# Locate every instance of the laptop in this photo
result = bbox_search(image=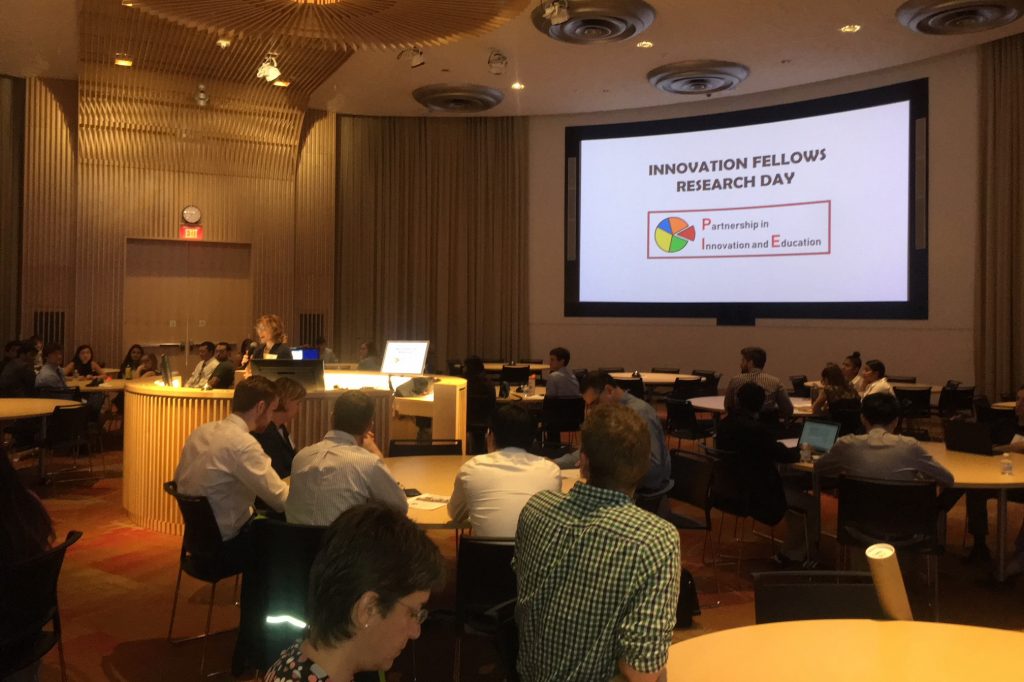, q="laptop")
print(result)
[943,420,995,455]
[797,419,841,455]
